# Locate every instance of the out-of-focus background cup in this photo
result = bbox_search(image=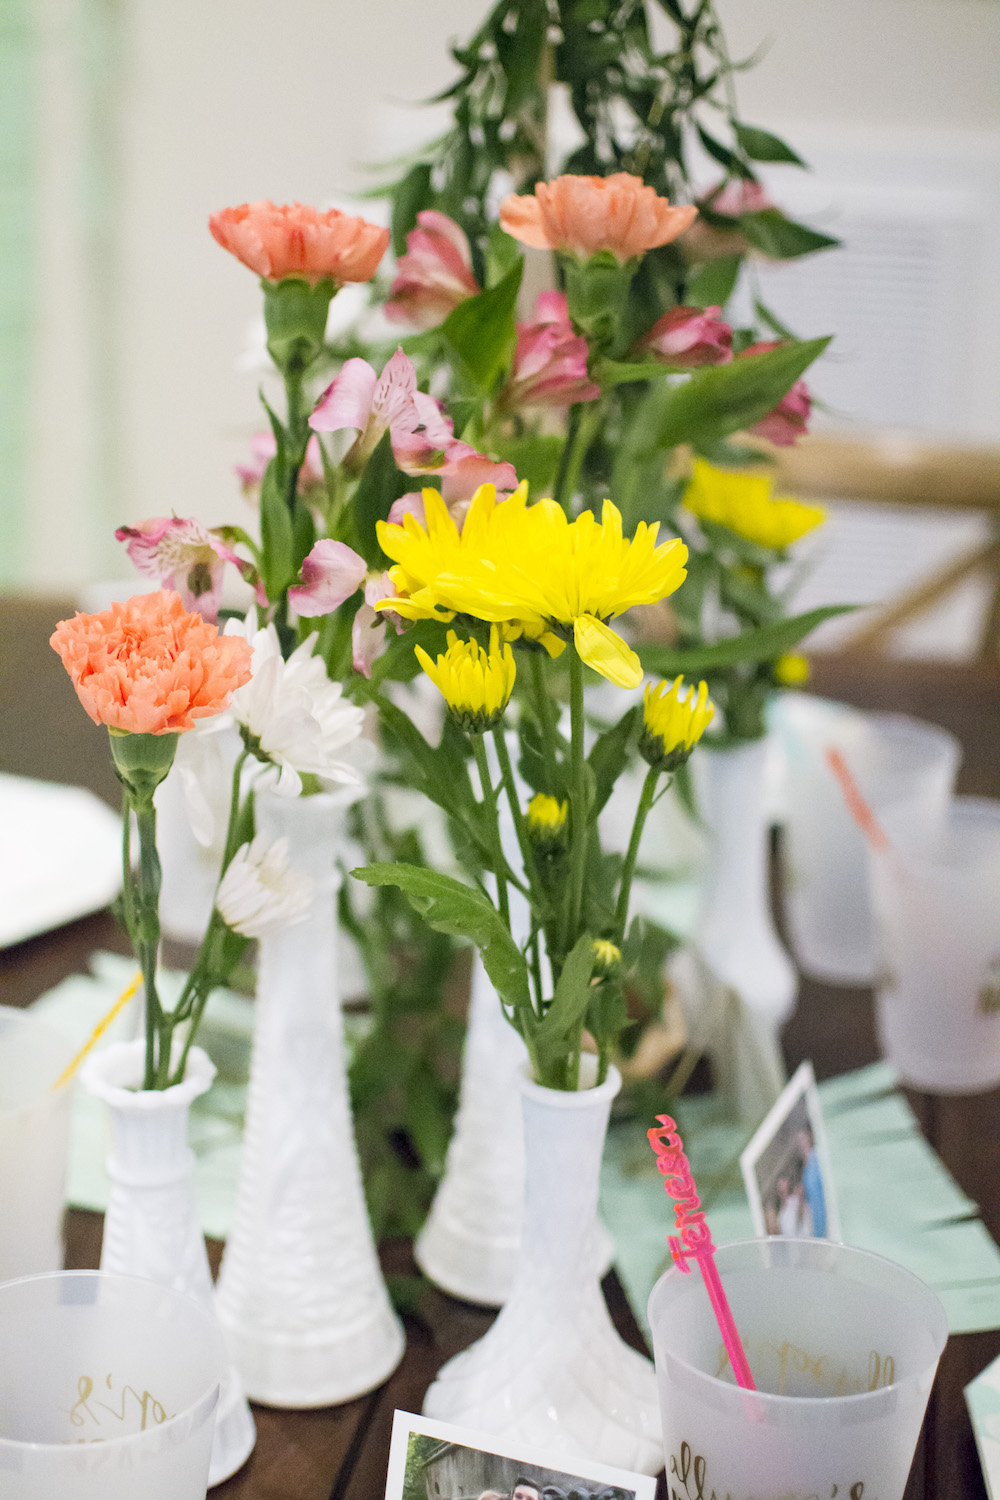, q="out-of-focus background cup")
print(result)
[0,1005,76,1279]
[648,1237,947,1500]
[0,1269,224,1500]
[778,697,961,983]
[872,796,1000,1093]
